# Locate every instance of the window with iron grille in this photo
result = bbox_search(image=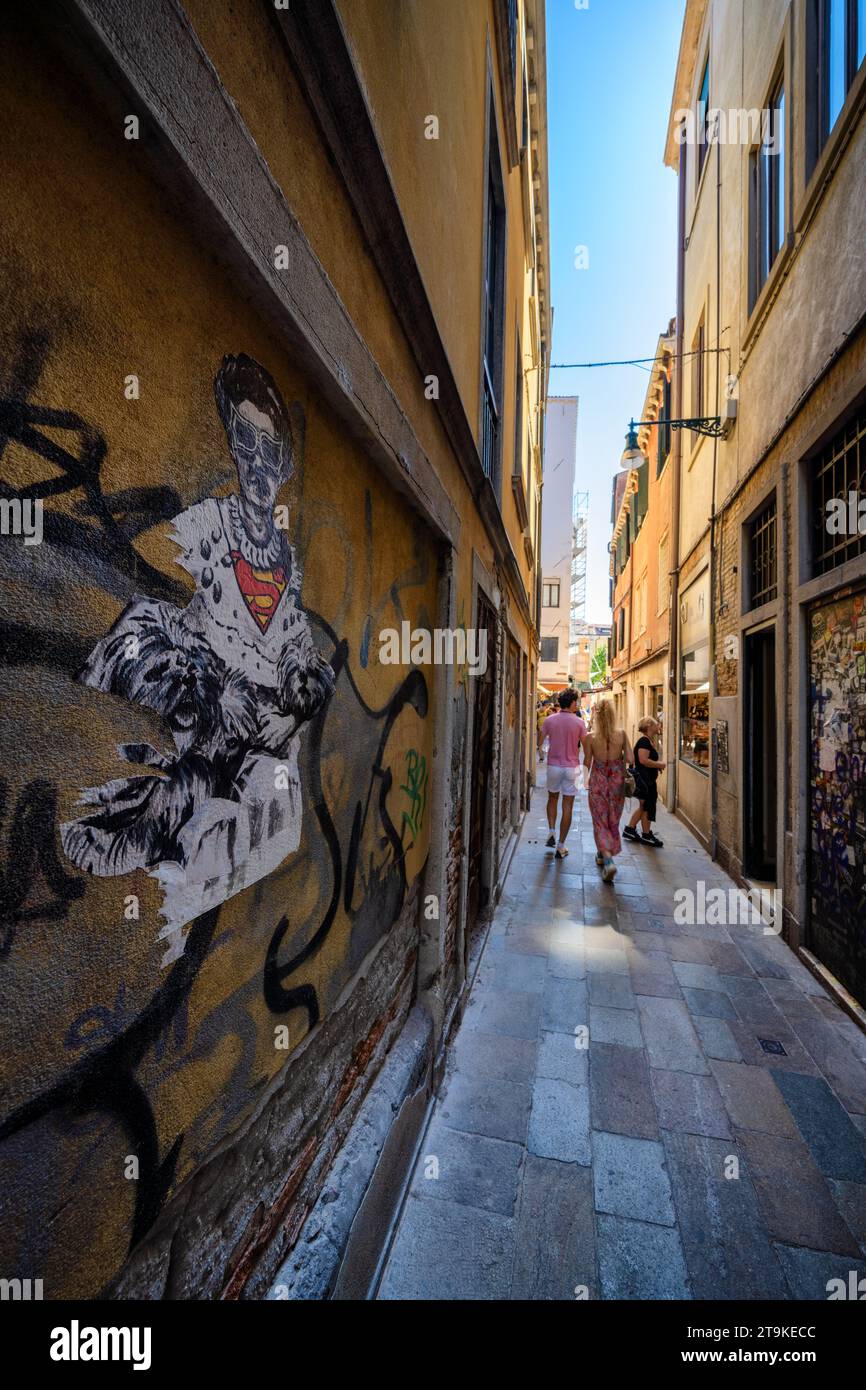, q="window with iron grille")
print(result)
[540,636,559,663]
[748,497,778,608]
[812,406,866,575]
